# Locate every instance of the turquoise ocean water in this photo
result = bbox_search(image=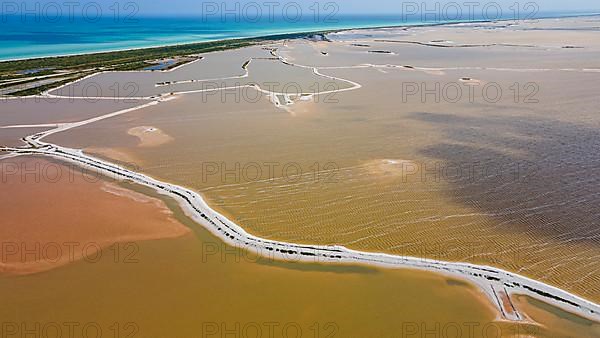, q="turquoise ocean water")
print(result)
[0,11,597,61]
